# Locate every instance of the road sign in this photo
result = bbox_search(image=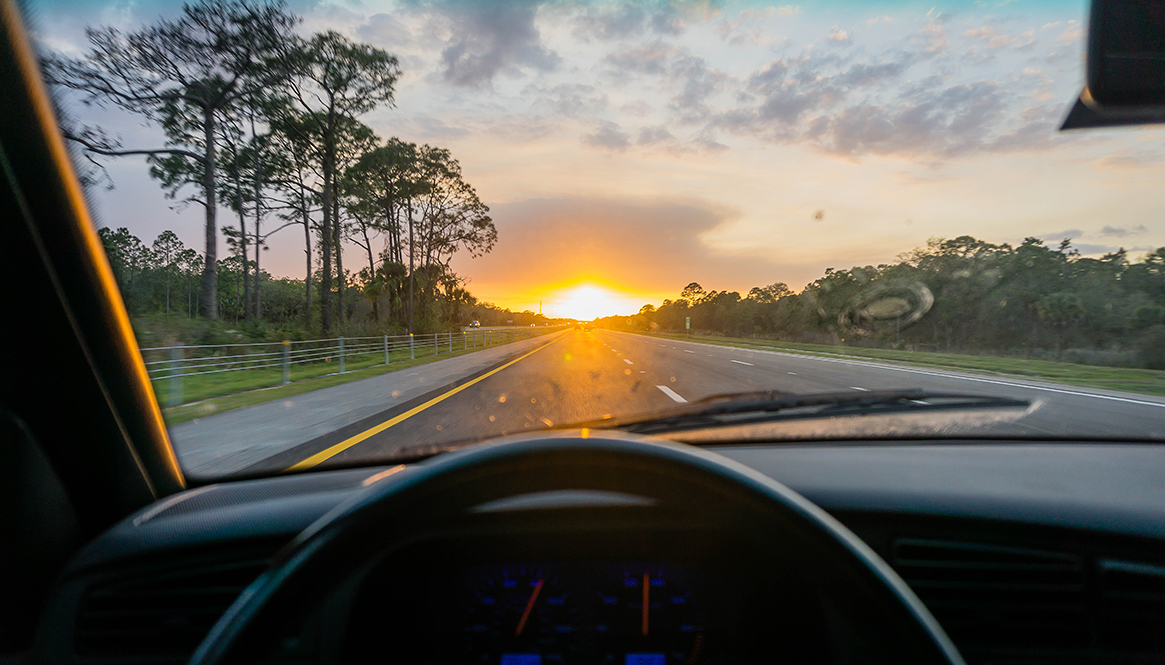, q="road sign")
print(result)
[685,317,690,330]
